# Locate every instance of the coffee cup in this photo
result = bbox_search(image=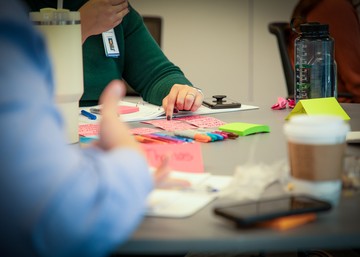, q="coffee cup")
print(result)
[283,114,350,205]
